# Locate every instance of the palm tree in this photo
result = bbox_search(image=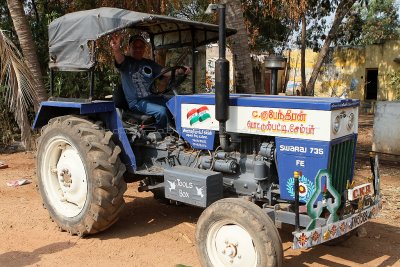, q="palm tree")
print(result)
[6,0,47,107]
[221,0,256,94]
[0,30,39,149]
